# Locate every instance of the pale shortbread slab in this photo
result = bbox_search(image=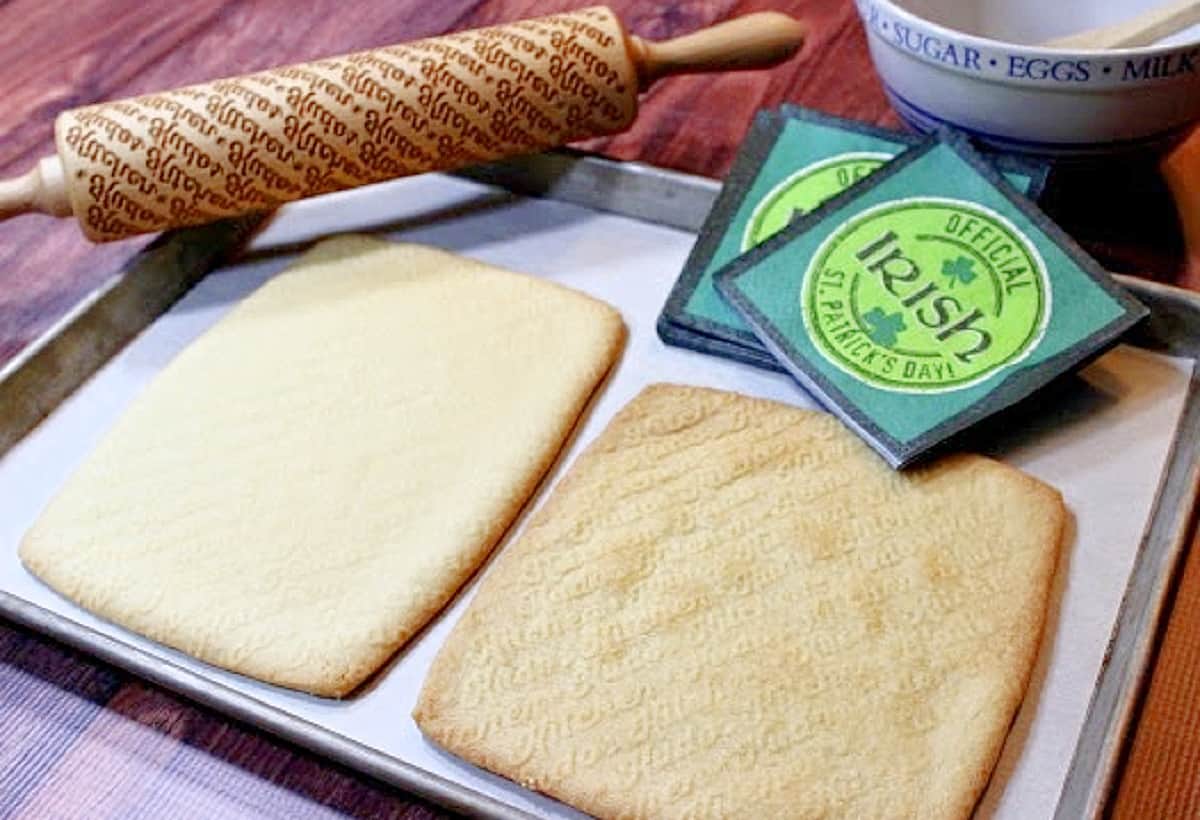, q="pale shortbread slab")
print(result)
[415,384,1065,819]
[20,235,625,697]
